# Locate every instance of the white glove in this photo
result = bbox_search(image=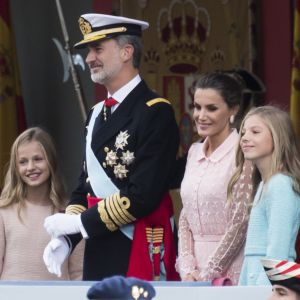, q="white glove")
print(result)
[43,237,70,277]
[44,213,82,238]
